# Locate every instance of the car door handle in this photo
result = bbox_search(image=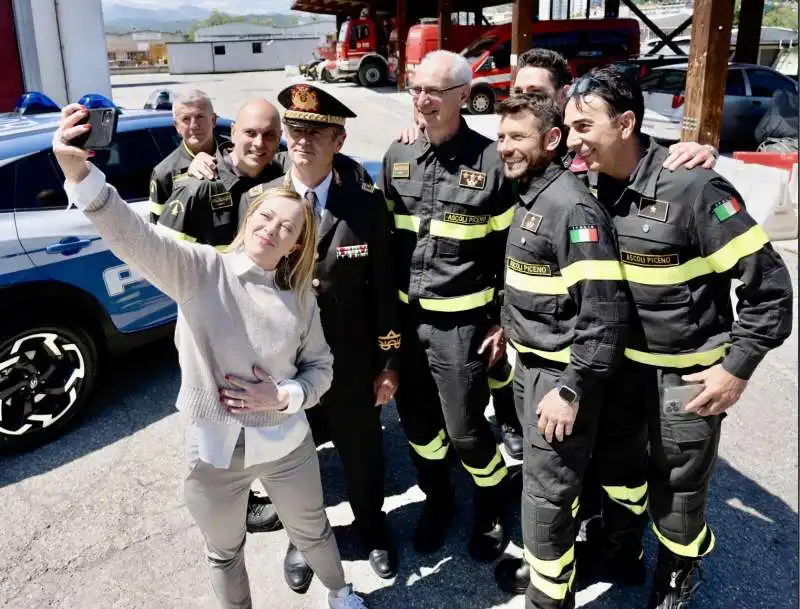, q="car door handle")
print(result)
[46,237,92,255]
